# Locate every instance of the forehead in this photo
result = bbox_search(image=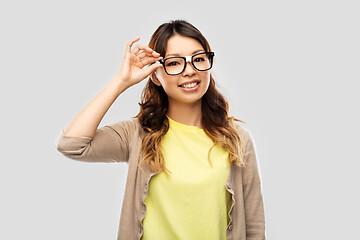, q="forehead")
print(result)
[165,35,204,57]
